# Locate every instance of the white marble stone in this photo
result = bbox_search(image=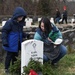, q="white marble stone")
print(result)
[50,17,55,24]
[21,39,43,74]
[38,18,41,22]
[25,18,33,27]
[2,21,6,26]
[71,18,75,23]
